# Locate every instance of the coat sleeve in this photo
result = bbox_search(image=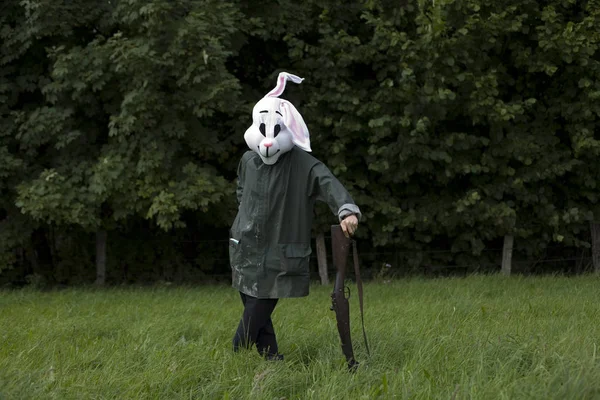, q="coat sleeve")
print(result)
[236,154,248,205]
[308,161,362,221]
